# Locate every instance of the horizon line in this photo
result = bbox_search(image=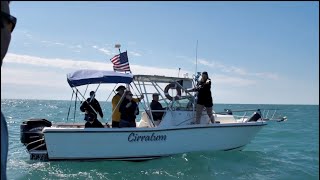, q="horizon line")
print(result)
[1,98,318,106]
